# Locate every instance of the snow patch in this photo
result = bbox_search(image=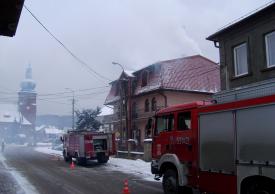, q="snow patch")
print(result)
[99,106,114,116]
[34,146,62,156]
[144,138,152,142]
[36,142,52,146]
[35,146,158,182]
[107,157,157,182]
[44,127,64,135]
